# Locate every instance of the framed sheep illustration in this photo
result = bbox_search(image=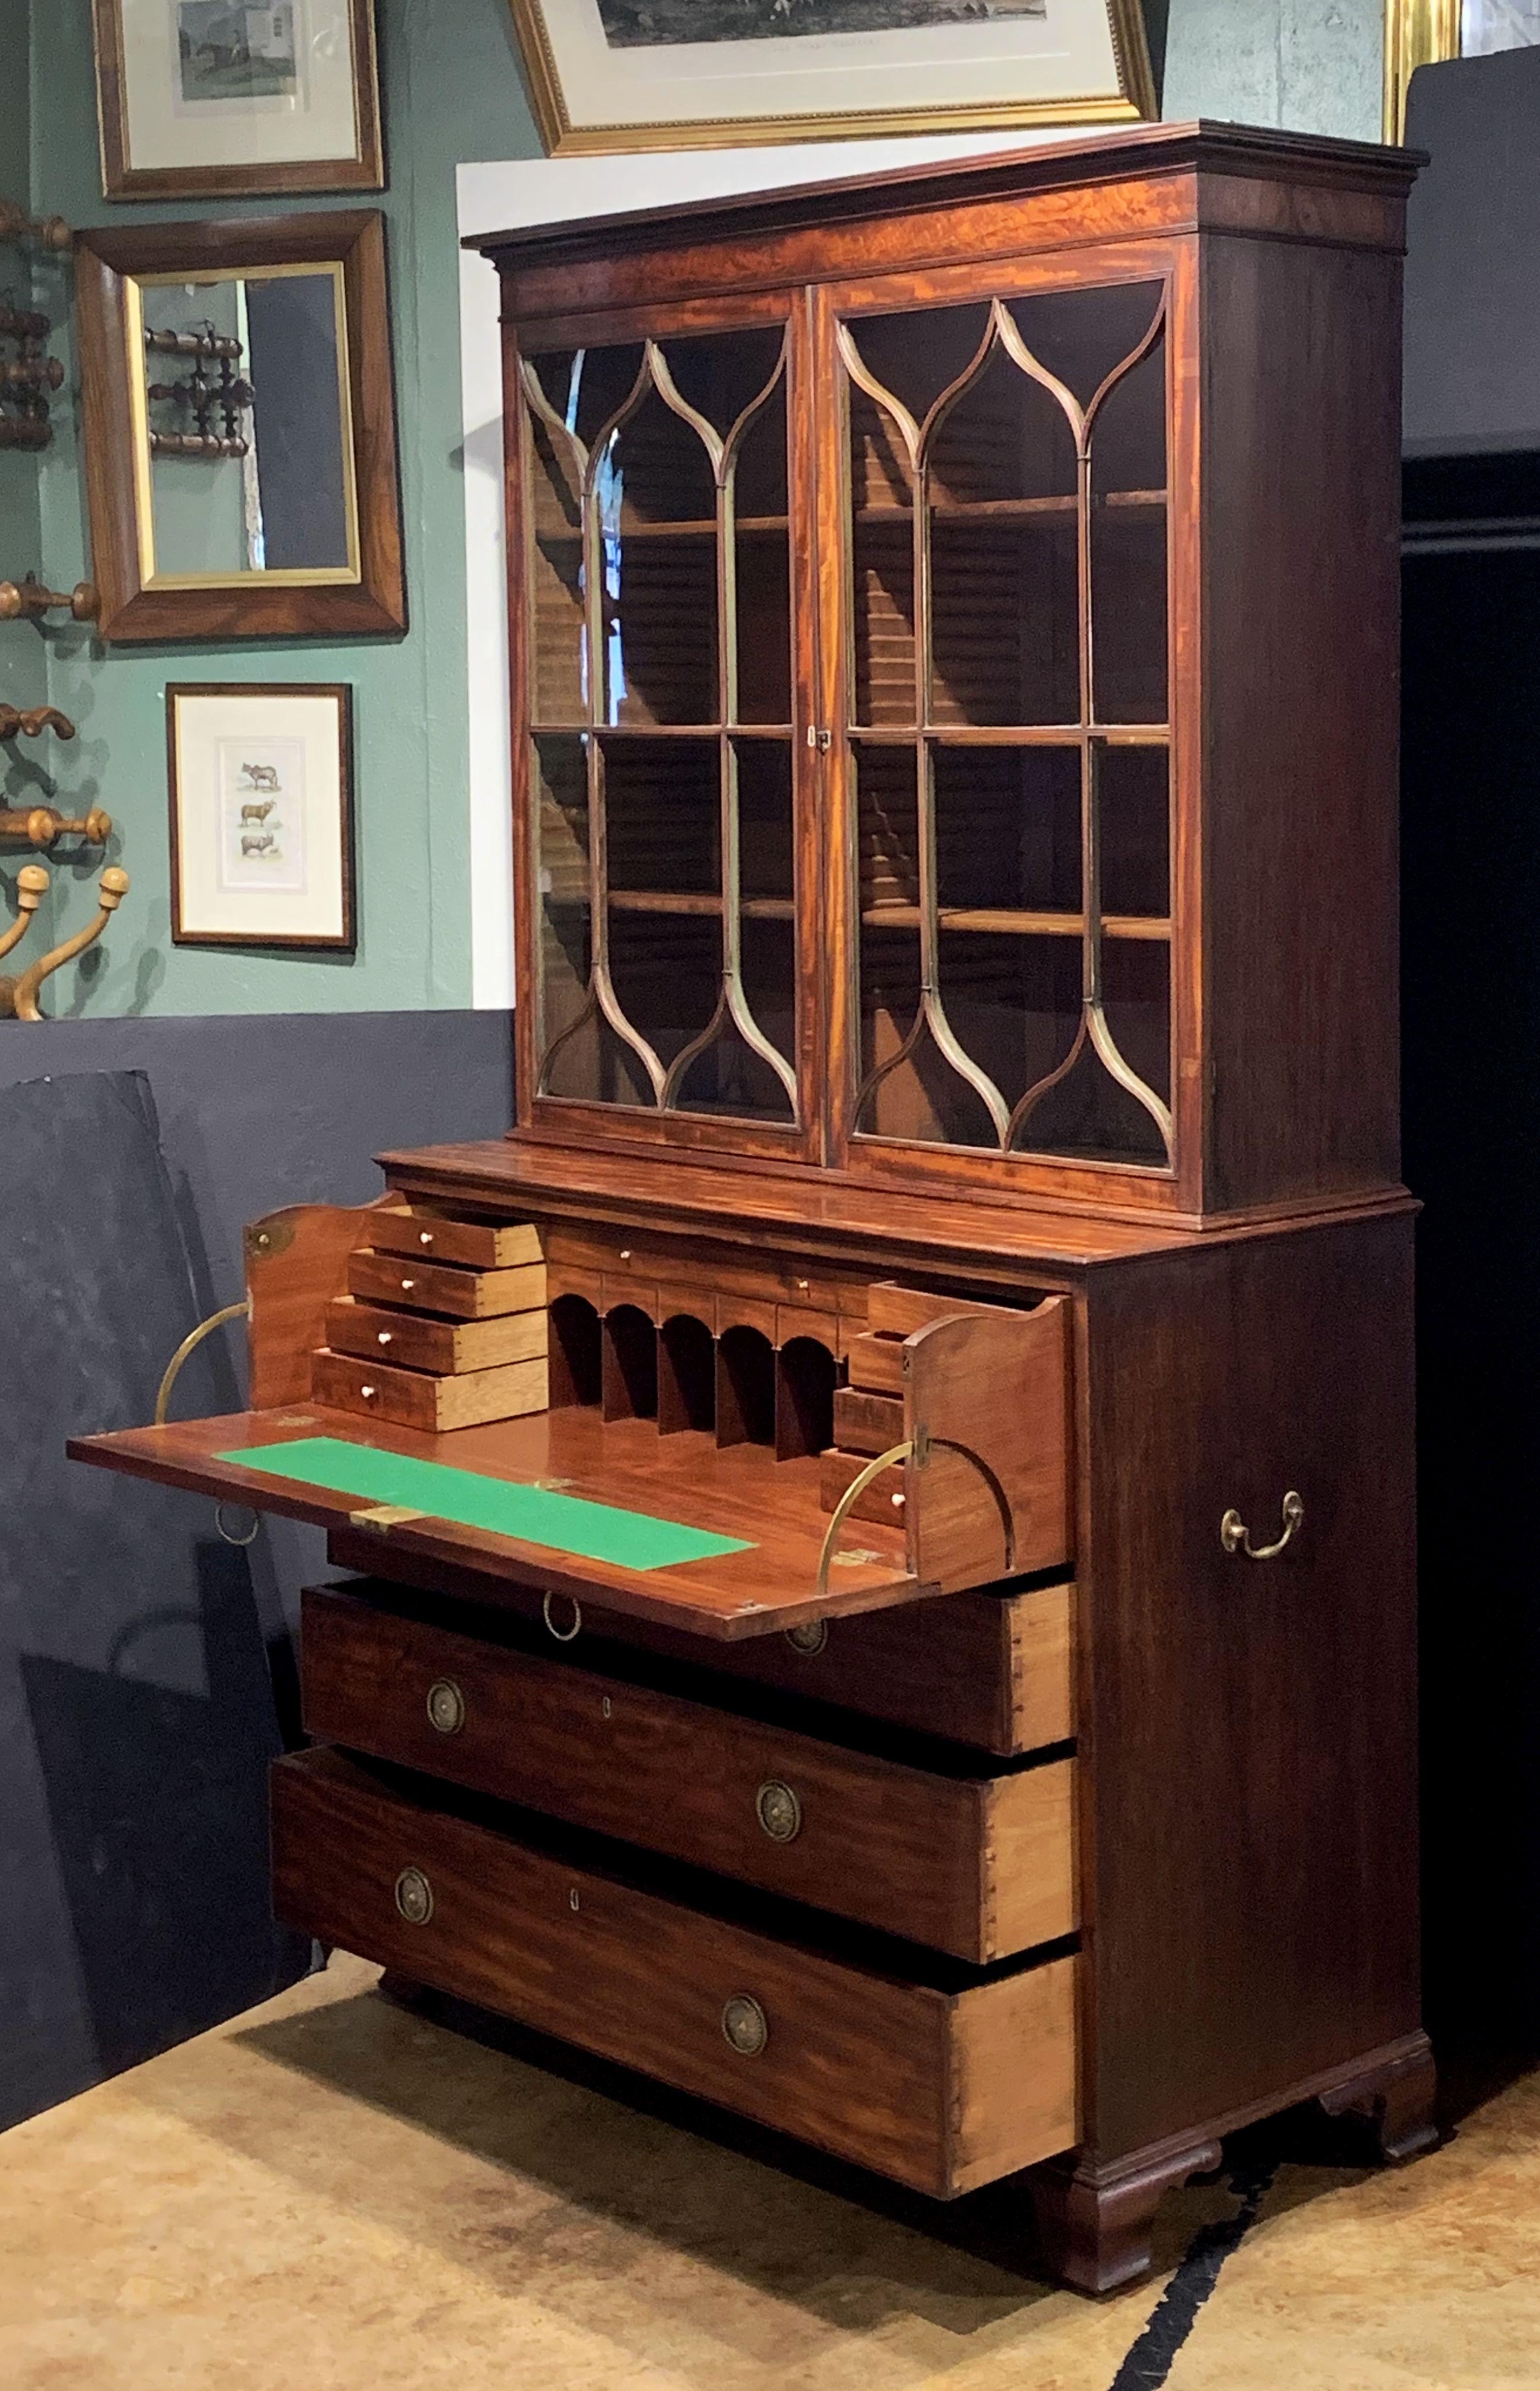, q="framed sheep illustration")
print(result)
[167,683,355,950]
[504,0,1156,151]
